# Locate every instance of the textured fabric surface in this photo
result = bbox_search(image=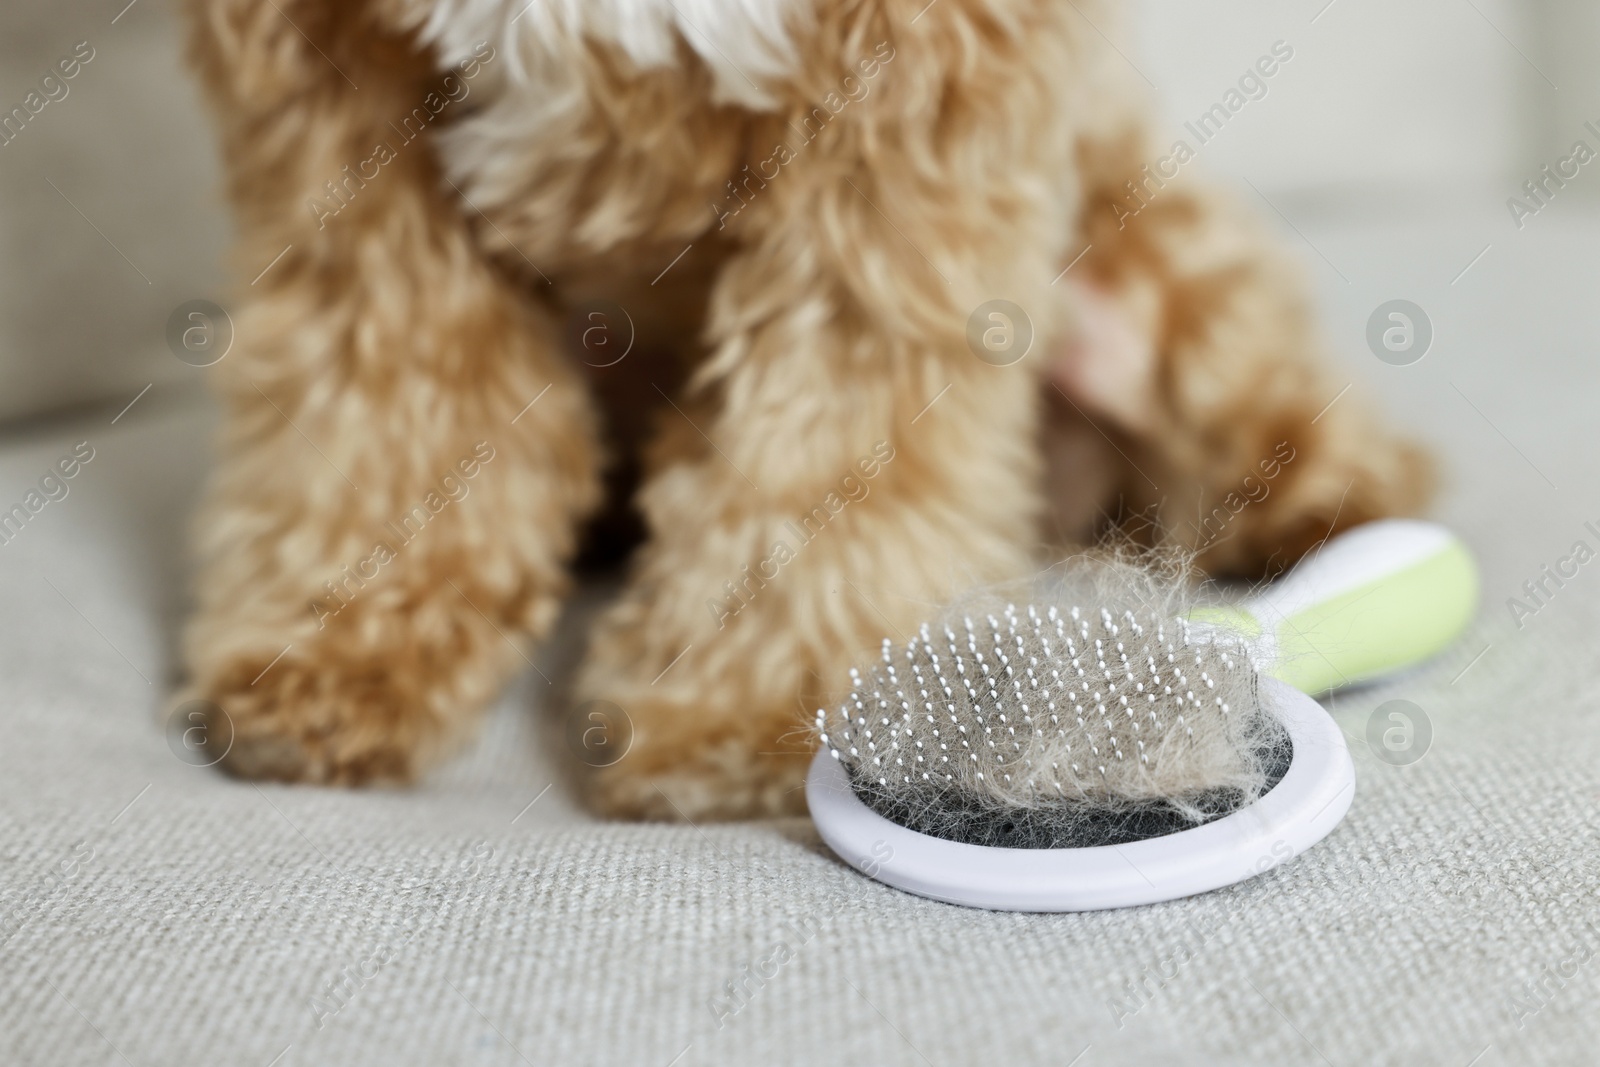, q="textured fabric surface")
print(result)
[2,216,1599,1067]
